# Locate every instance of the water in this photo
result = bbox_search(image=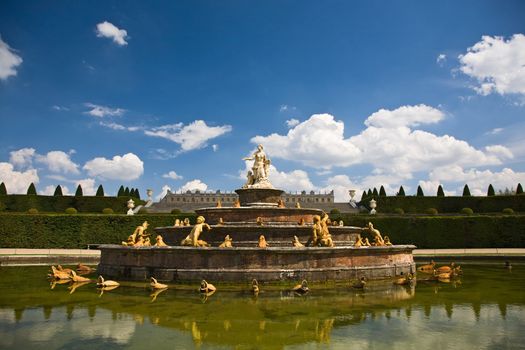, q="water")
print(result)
[0,263,524,349]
